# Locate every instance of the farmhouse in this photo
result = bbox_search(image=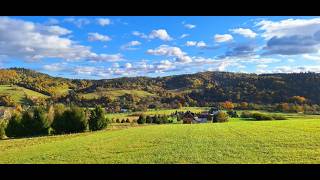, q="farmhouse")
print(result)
[182,107,221,124]
[182,111,195,124]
